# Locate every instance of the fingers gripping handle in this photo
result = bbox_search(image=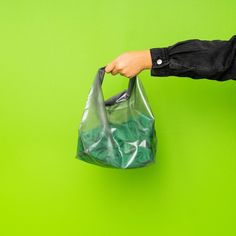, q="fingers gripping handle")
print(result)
[97,66,136,99]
